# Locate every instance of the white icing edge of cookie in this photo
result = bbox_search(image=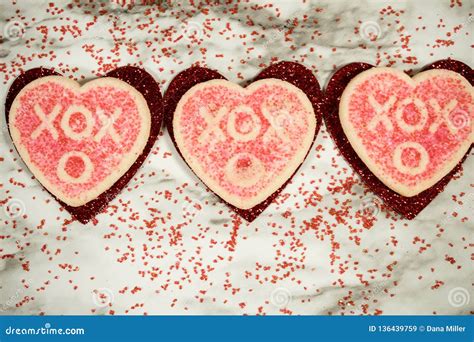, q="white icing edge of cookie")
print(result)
[173,78,316,210]
[9,76,151,207]
[339,67,473,197]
